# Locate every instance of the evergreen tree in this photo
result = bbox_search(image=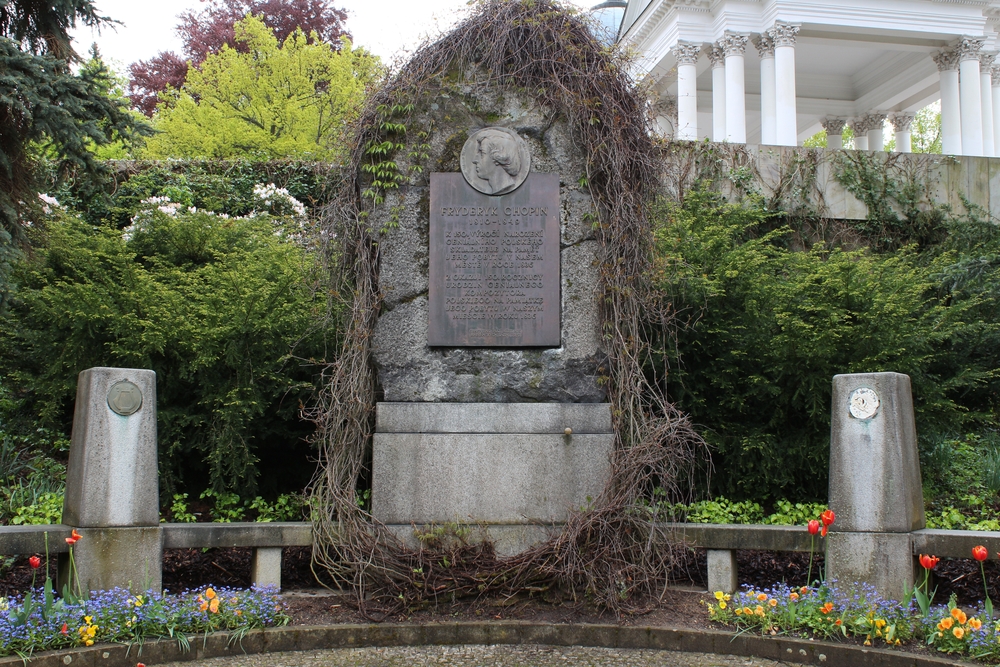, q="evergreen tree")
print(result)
[0,0,150,293]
